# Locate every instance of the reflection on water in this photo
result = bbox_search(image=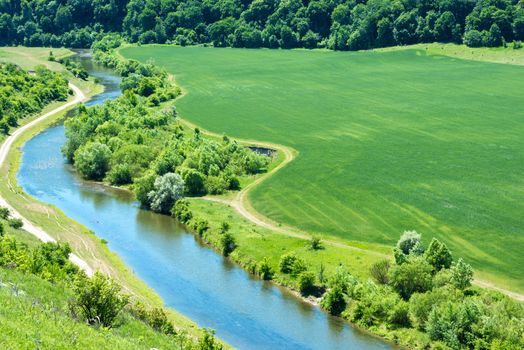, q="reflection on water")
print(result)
[15,52,394,350]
